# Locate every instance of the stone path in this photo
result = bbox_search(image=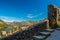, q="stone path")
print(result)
[46,28,60,40]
